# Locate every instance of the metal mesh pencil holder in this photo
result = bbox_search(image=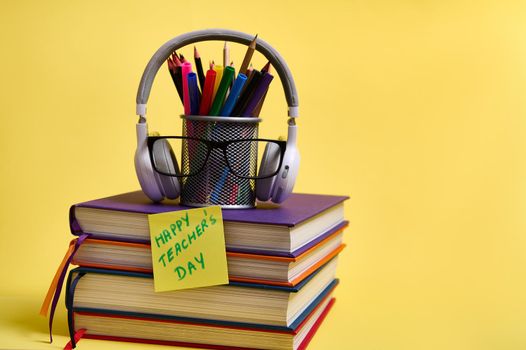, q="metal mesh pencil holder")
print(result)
[180,115,260,208]
[135,29,300,205]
